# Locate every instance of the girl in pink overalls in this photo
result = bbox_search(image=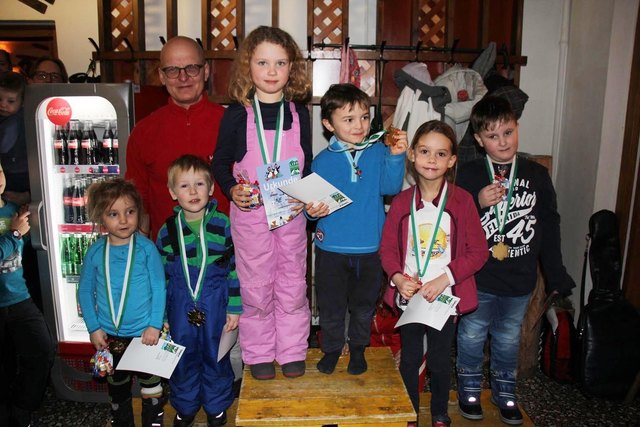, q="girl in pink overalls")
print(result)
[212,26,328,380]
